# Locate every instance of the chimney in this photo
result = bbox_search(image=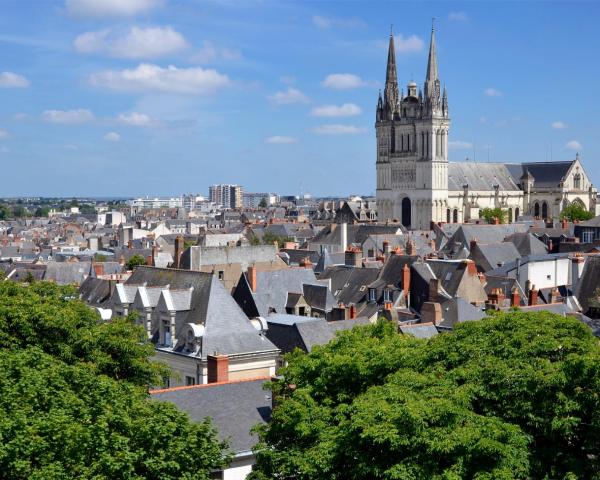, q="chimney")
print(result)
[146,255,153,266]
[93,262,104,276]
[345,247,362,268]
[487,287,505,306]
[299,257,312,269]
[174,235,184,269]
[561,219,568,229]
[151,244,158,266]
[127,239,133,250]
[510,287,520,307]
[462,259,478,275]
[119,255,125,267]
[247,266,257,292]
[402,264,411,294]
[493,217,500,225]
[548,287,560,304]
[207,354,229,383]
[528,285,538,306]
[429,278,440,302]
[421,301,442,325]
[340,222,348,252]
[348,303,356,319]
[571,253,585,292]
[469,237,477,252]
[382,240,390,257]
[547,239,553,252]
[406,239,416,256]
